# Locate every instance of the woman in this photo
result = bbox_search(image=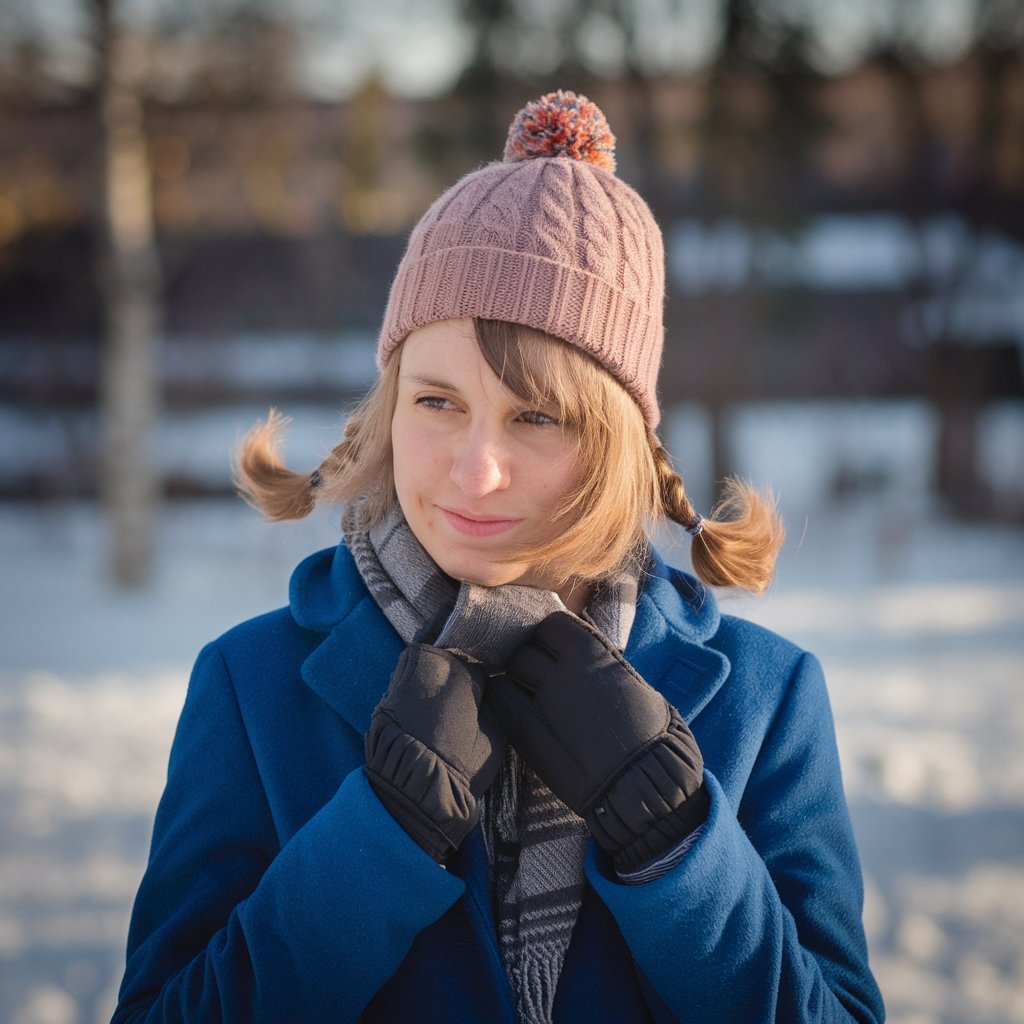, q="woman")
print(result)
[114,92,884,1023]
